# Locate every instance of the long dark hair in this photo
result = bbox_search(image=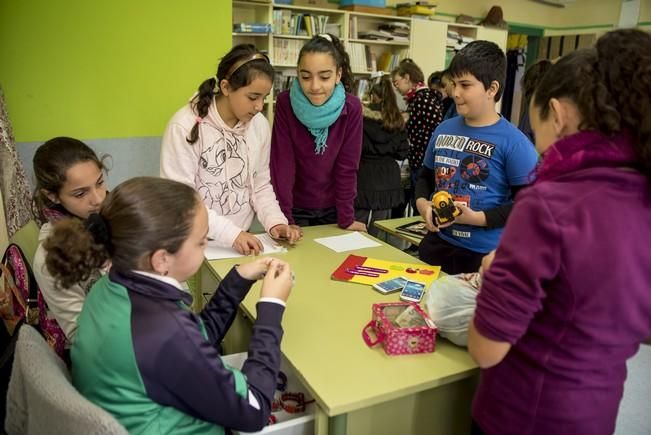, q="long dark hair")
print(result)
[369,78,404,132]
[298,34,354,93]
[392,58,424,85]
[32,137,106,221]
[521,59,552,103]
[187,44,273,144]
[532,29,651,178]
[44,177,199,289]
